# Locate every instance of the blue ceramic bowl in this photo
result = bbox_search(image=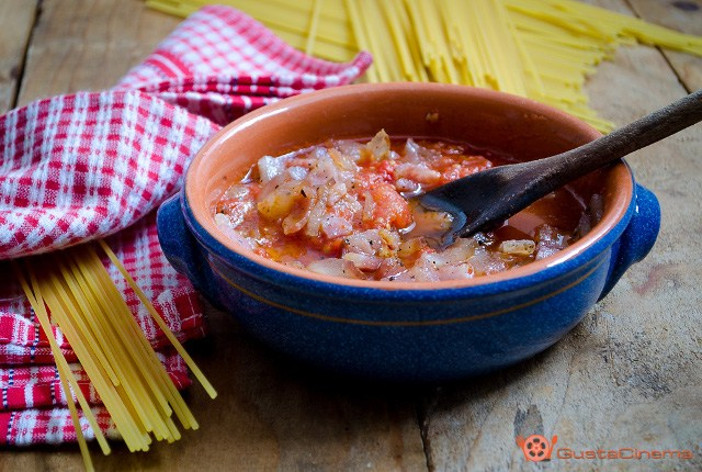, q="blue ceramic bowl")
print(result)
[157,83,660,381]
